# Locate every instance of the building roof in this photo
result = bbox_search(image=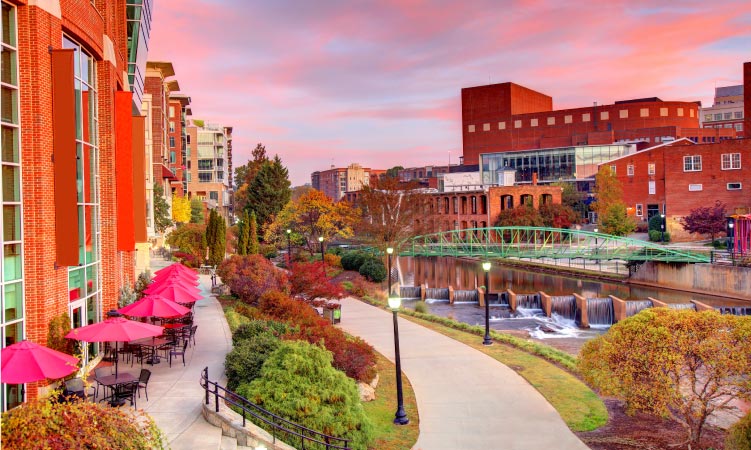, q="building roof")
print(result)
[601,137,695,164]
[145,61,175,78]
[716,85,743,98]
